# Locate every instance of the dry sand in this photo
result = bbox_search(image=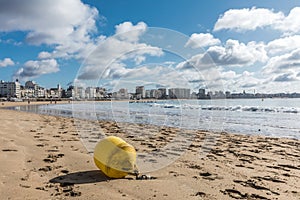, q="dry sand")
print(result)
[0,102,300,200]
